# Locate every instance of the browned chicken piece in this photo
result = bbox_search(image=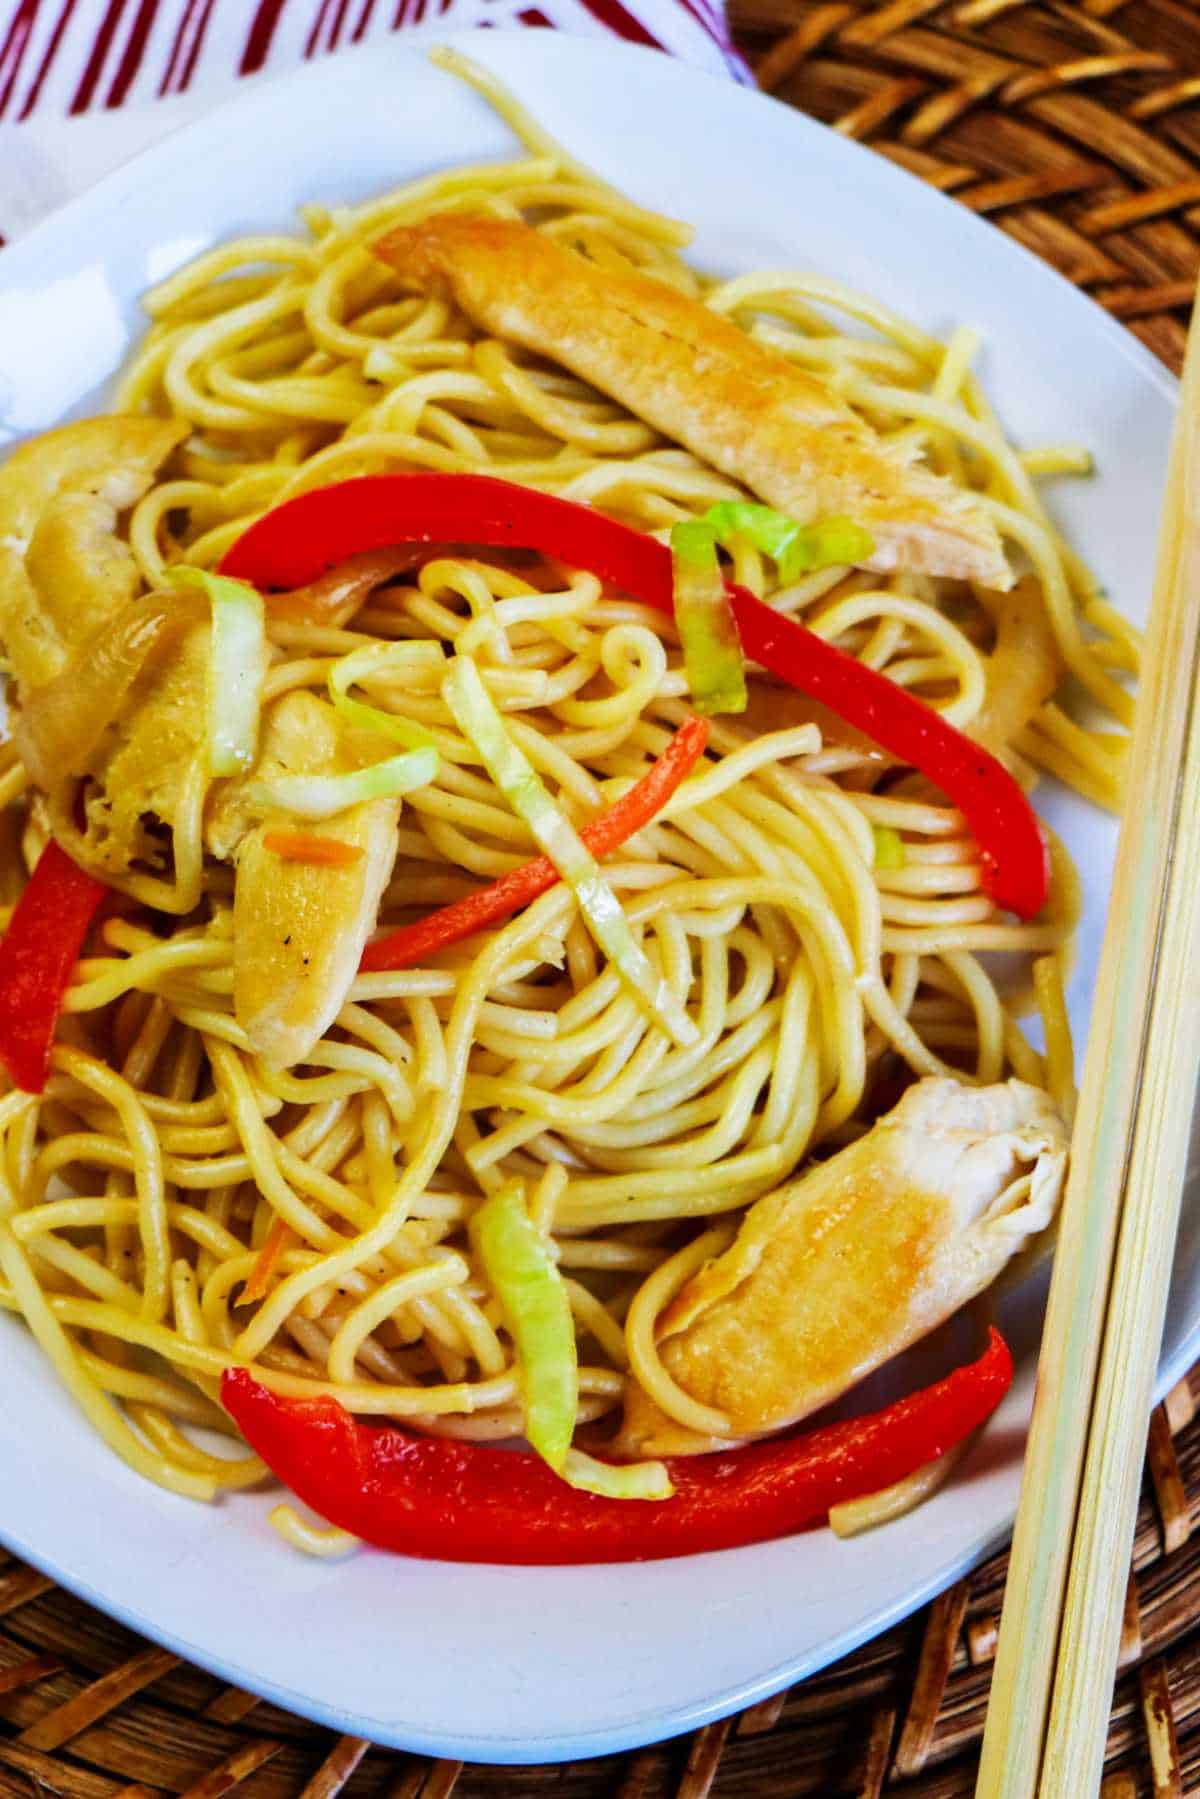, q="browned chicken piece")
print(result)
[374,217,1011,590]
[0,417,186,690]
[0,423,405,1066]
[621,1077,1066,1455]
[222,693,402,1068]
[0,418,214,883]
